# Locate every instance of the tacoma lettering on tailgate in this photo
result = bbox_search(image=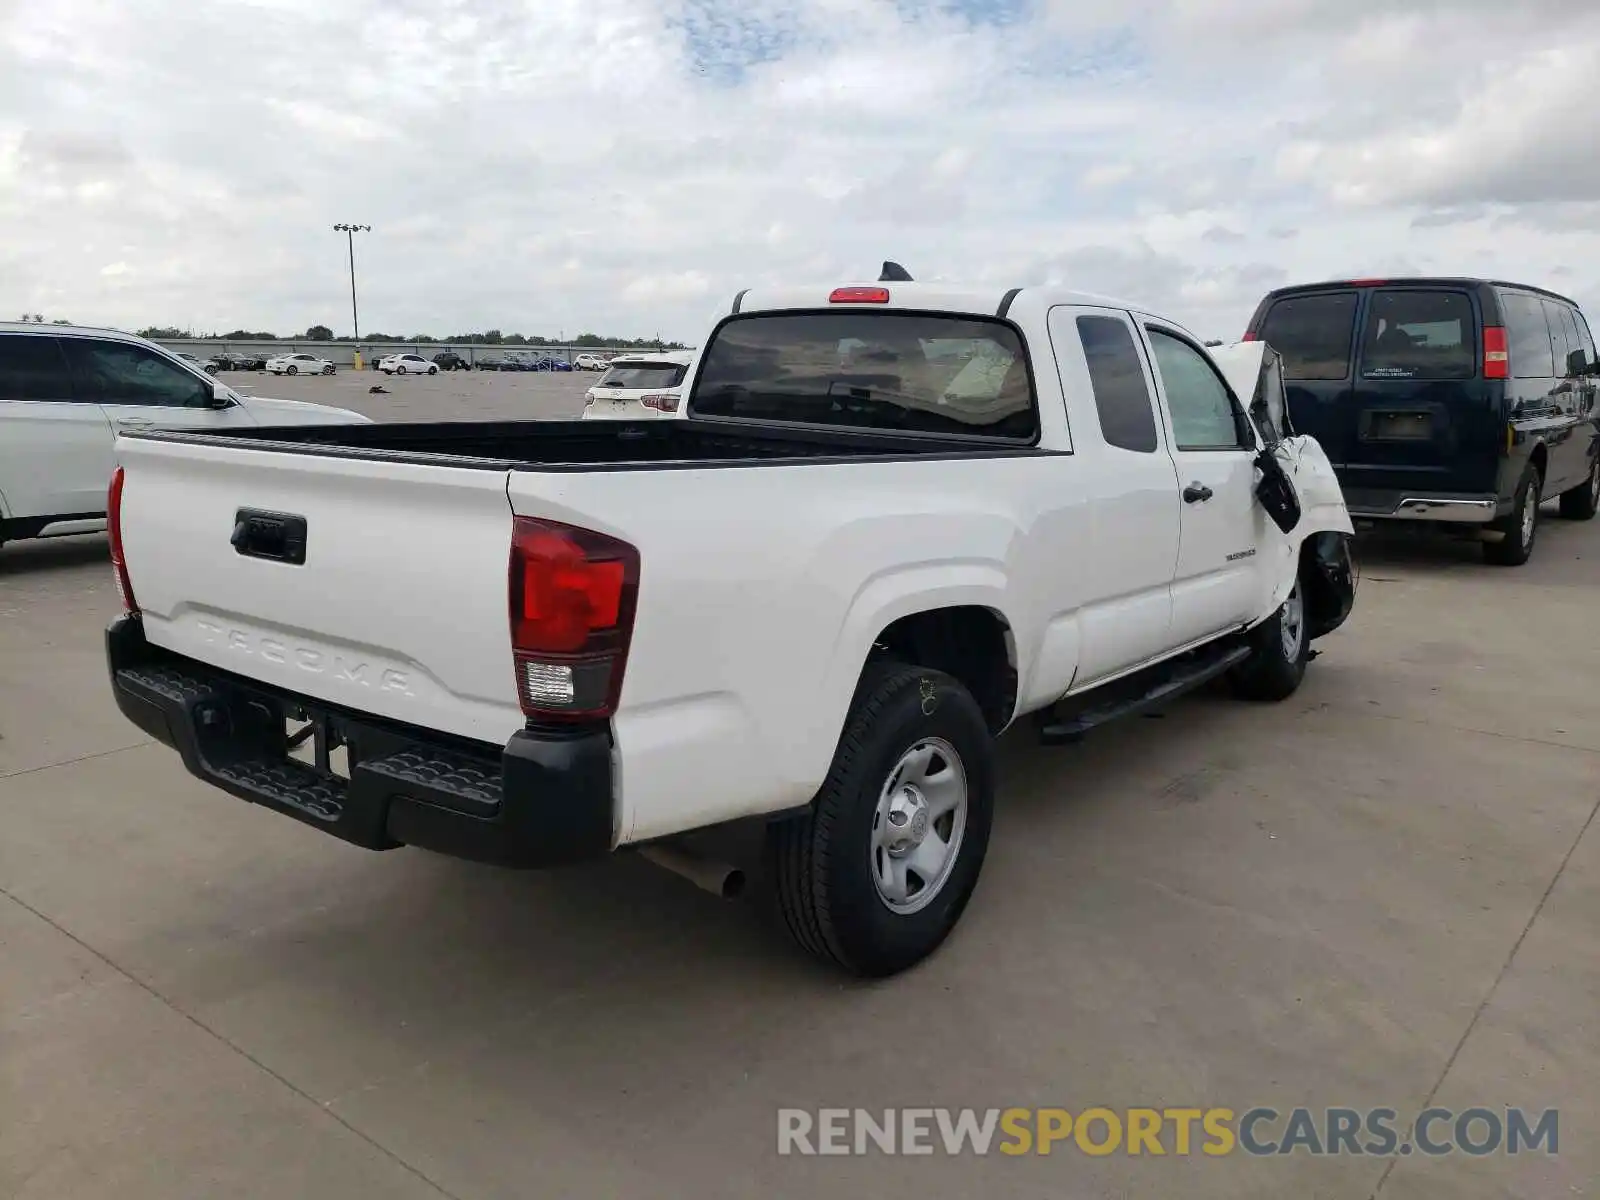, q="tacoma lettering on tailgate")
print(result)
[195,620,414,695]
